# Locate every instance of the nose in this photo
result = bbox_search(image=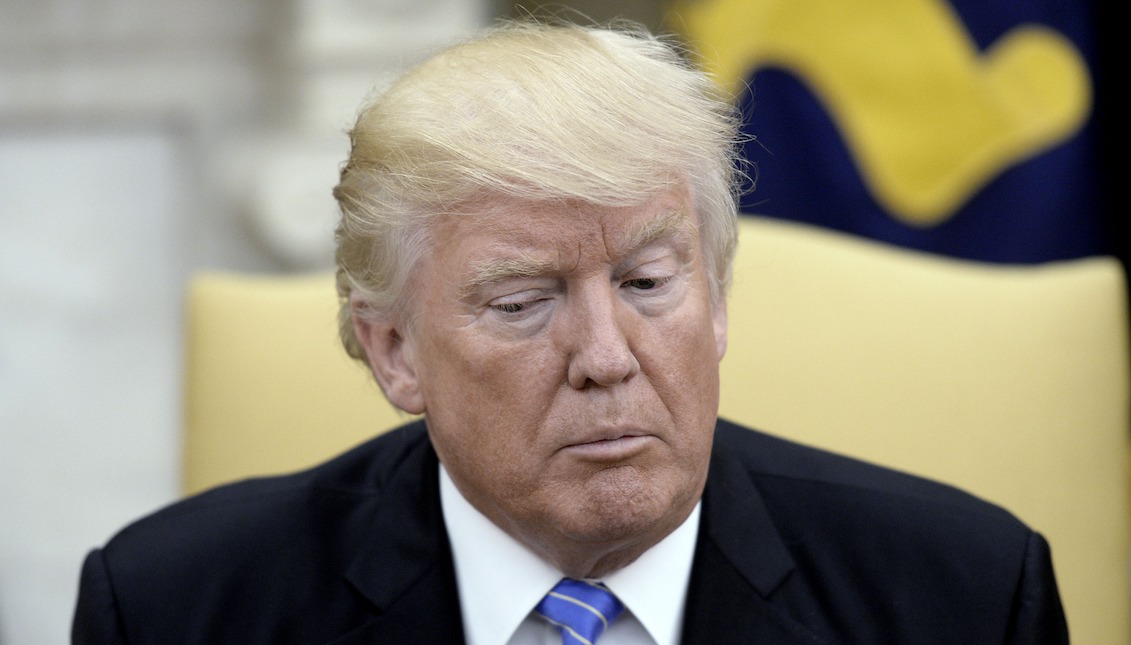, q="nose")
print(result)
[565,283,641,389]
